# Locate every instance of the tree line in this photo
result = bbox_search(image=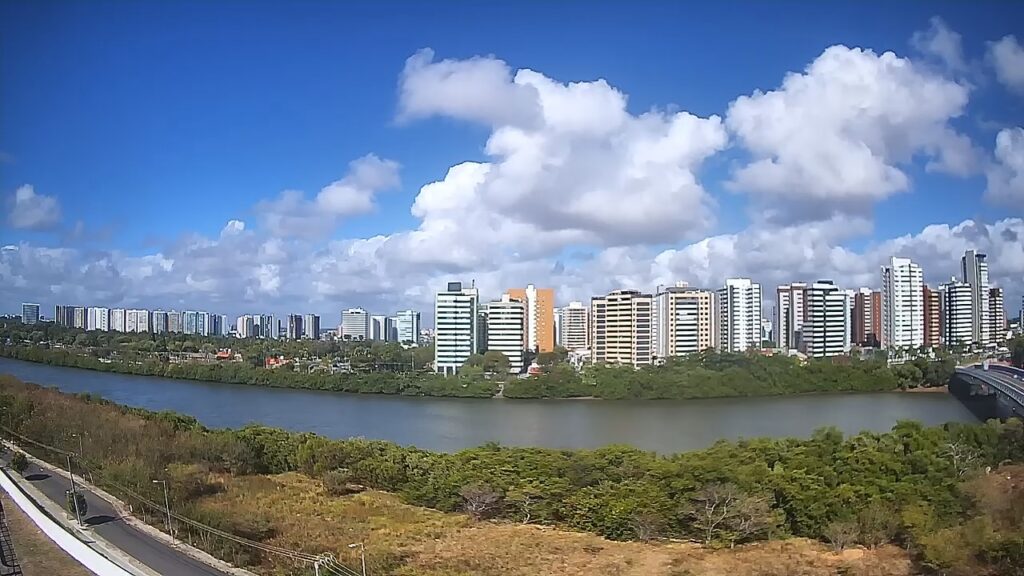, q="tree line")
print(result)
[1,318,969,400]
[0,374,1021,575]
